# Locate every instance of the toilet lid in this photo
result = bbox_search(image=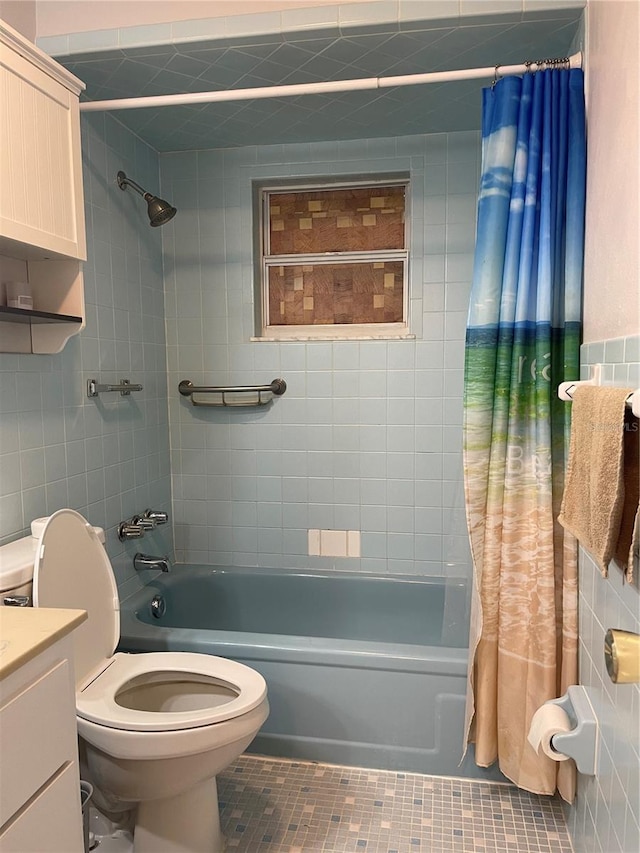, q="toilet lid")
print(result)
[33,509,119,688]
